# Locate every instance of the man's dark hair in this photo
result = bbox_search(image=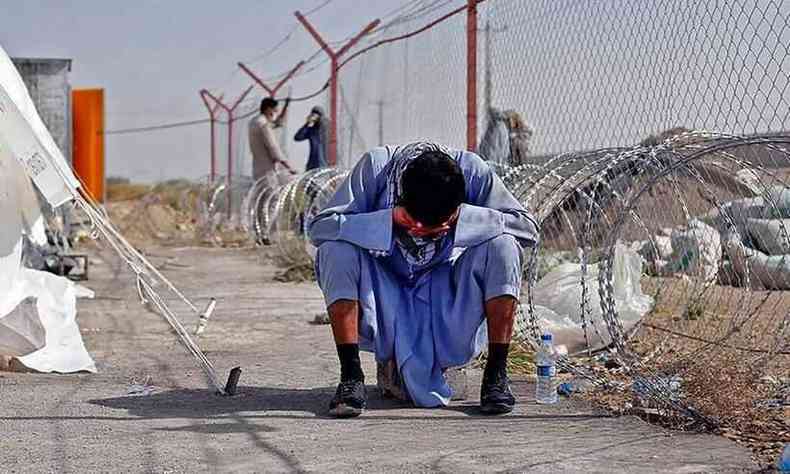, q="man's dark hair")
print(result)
[400,150,466,226]
[260,97,278,114]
